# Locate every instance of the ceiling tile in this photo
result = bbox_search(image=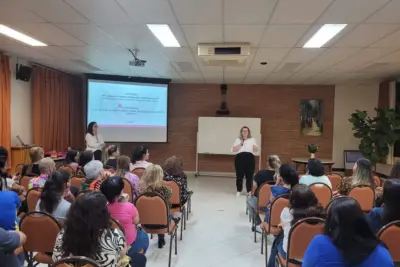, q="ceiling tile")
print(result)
[334,24,400,47]
[301,48,360,72]
[284,48,325,62]
[270,0,333,24]
[0,44,54,61]
[284,71,317,84]
[117,0,176,24]
[65,0,131,25]
[12,23,85,46]
[263,72,291,84]
[260,25,310,48]
[17,0,88,23]
[367,1,400,23]
[62,46,104,61]
[375,50,400,63]
[0,5,45,23]
[318,0,389,23]
[56,23,121,47]
[224,0,277,24]
[371,29,400,48]
[37,46,81,60]
[170,0,222,25]
[224,26,265,46]
[243,72,268,84]
[182,26,223,47]
[249,61,280,74]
